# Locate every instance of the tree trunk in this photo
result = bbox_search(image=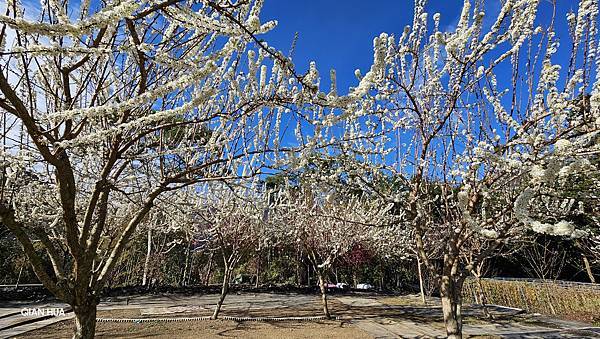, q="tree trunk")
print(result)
[181,242,191,286]
[472,262,493,320]
[475,274,492,319]
[255,256,260,288]
[15,265,23,288]
[379,264,384,291]
[186,253,194,286]
[417,257,426,305]
[204,252,214,286]
[142,228,152,286]
[317,272,331,319]
[352,270,358,288]
[582,255,596,284]
[295,250,301,286]
[212,267,231,319]
[72,302,97,339]
[440,275,463,339]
